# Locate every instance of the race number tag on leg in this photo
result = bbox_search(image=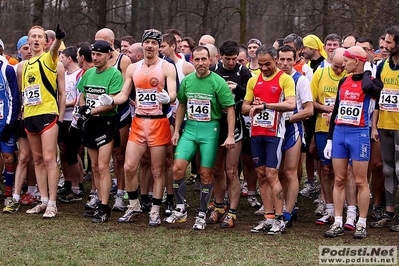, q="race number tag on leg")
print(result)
[24,84,42,106]
[187,99,211,121]
[137,89,158,109]
[379,89,399,112]
[322,97,335,118]
[336,100,363,125]
[253,109,275,128]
